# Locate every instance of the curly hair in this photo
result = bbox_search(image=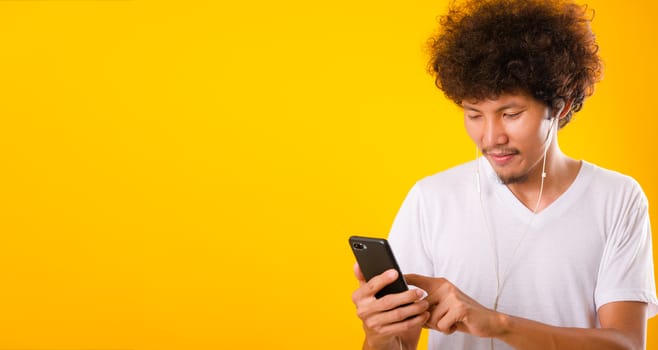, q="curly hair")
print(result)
[428,0,603,128]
